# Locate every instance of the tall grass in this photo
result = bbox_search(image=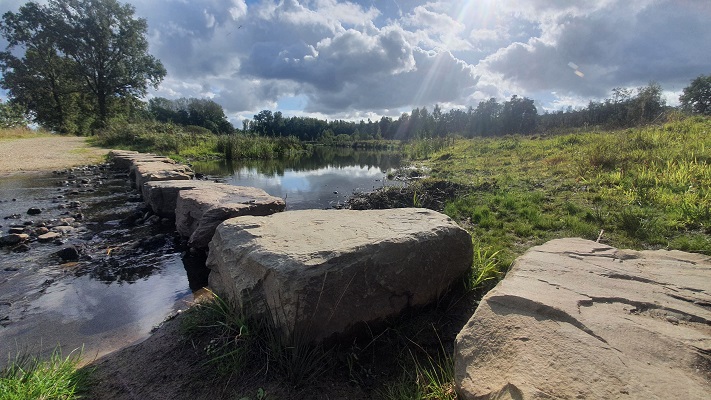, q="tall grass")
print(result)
[405,137,456,160]
[91,121,311,161]
[180,291,331,388]
[0,347,89,400]
[215,134,306,160]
